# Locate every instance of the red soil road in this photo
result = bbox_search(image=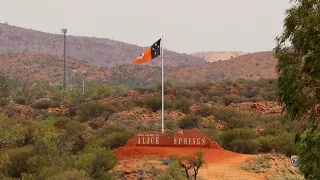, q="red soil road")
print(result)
[115,146,264,180]
[116,146,243,164]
